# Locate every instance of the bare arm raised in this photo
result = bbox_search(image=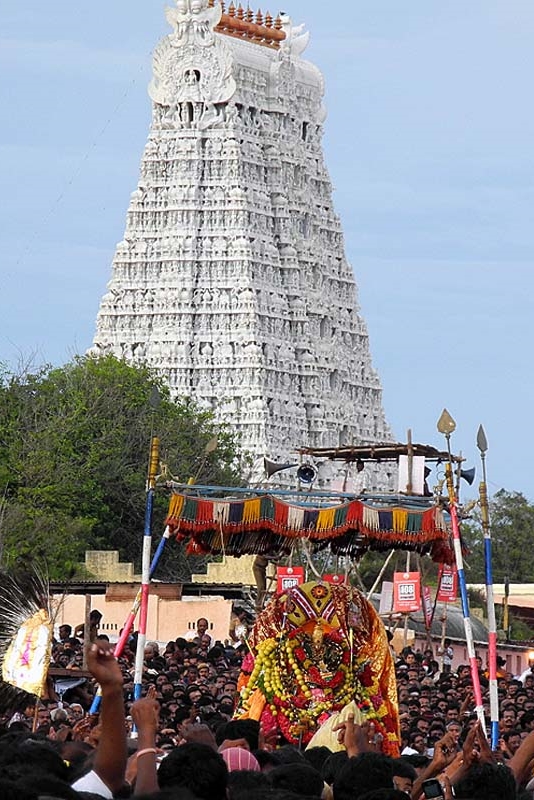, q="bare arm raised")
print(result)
[130,687,160,796]
[85,640,127,794]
